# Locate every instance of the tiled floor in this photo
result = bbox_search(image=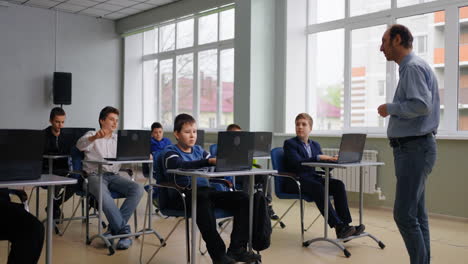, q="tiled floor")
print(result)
[2,184,468,264]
